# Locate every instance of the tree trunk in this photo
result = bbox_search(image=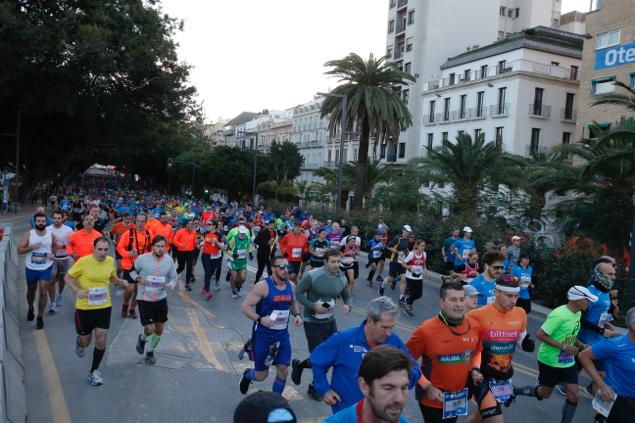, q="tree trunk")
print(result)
[353,119,370,209]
